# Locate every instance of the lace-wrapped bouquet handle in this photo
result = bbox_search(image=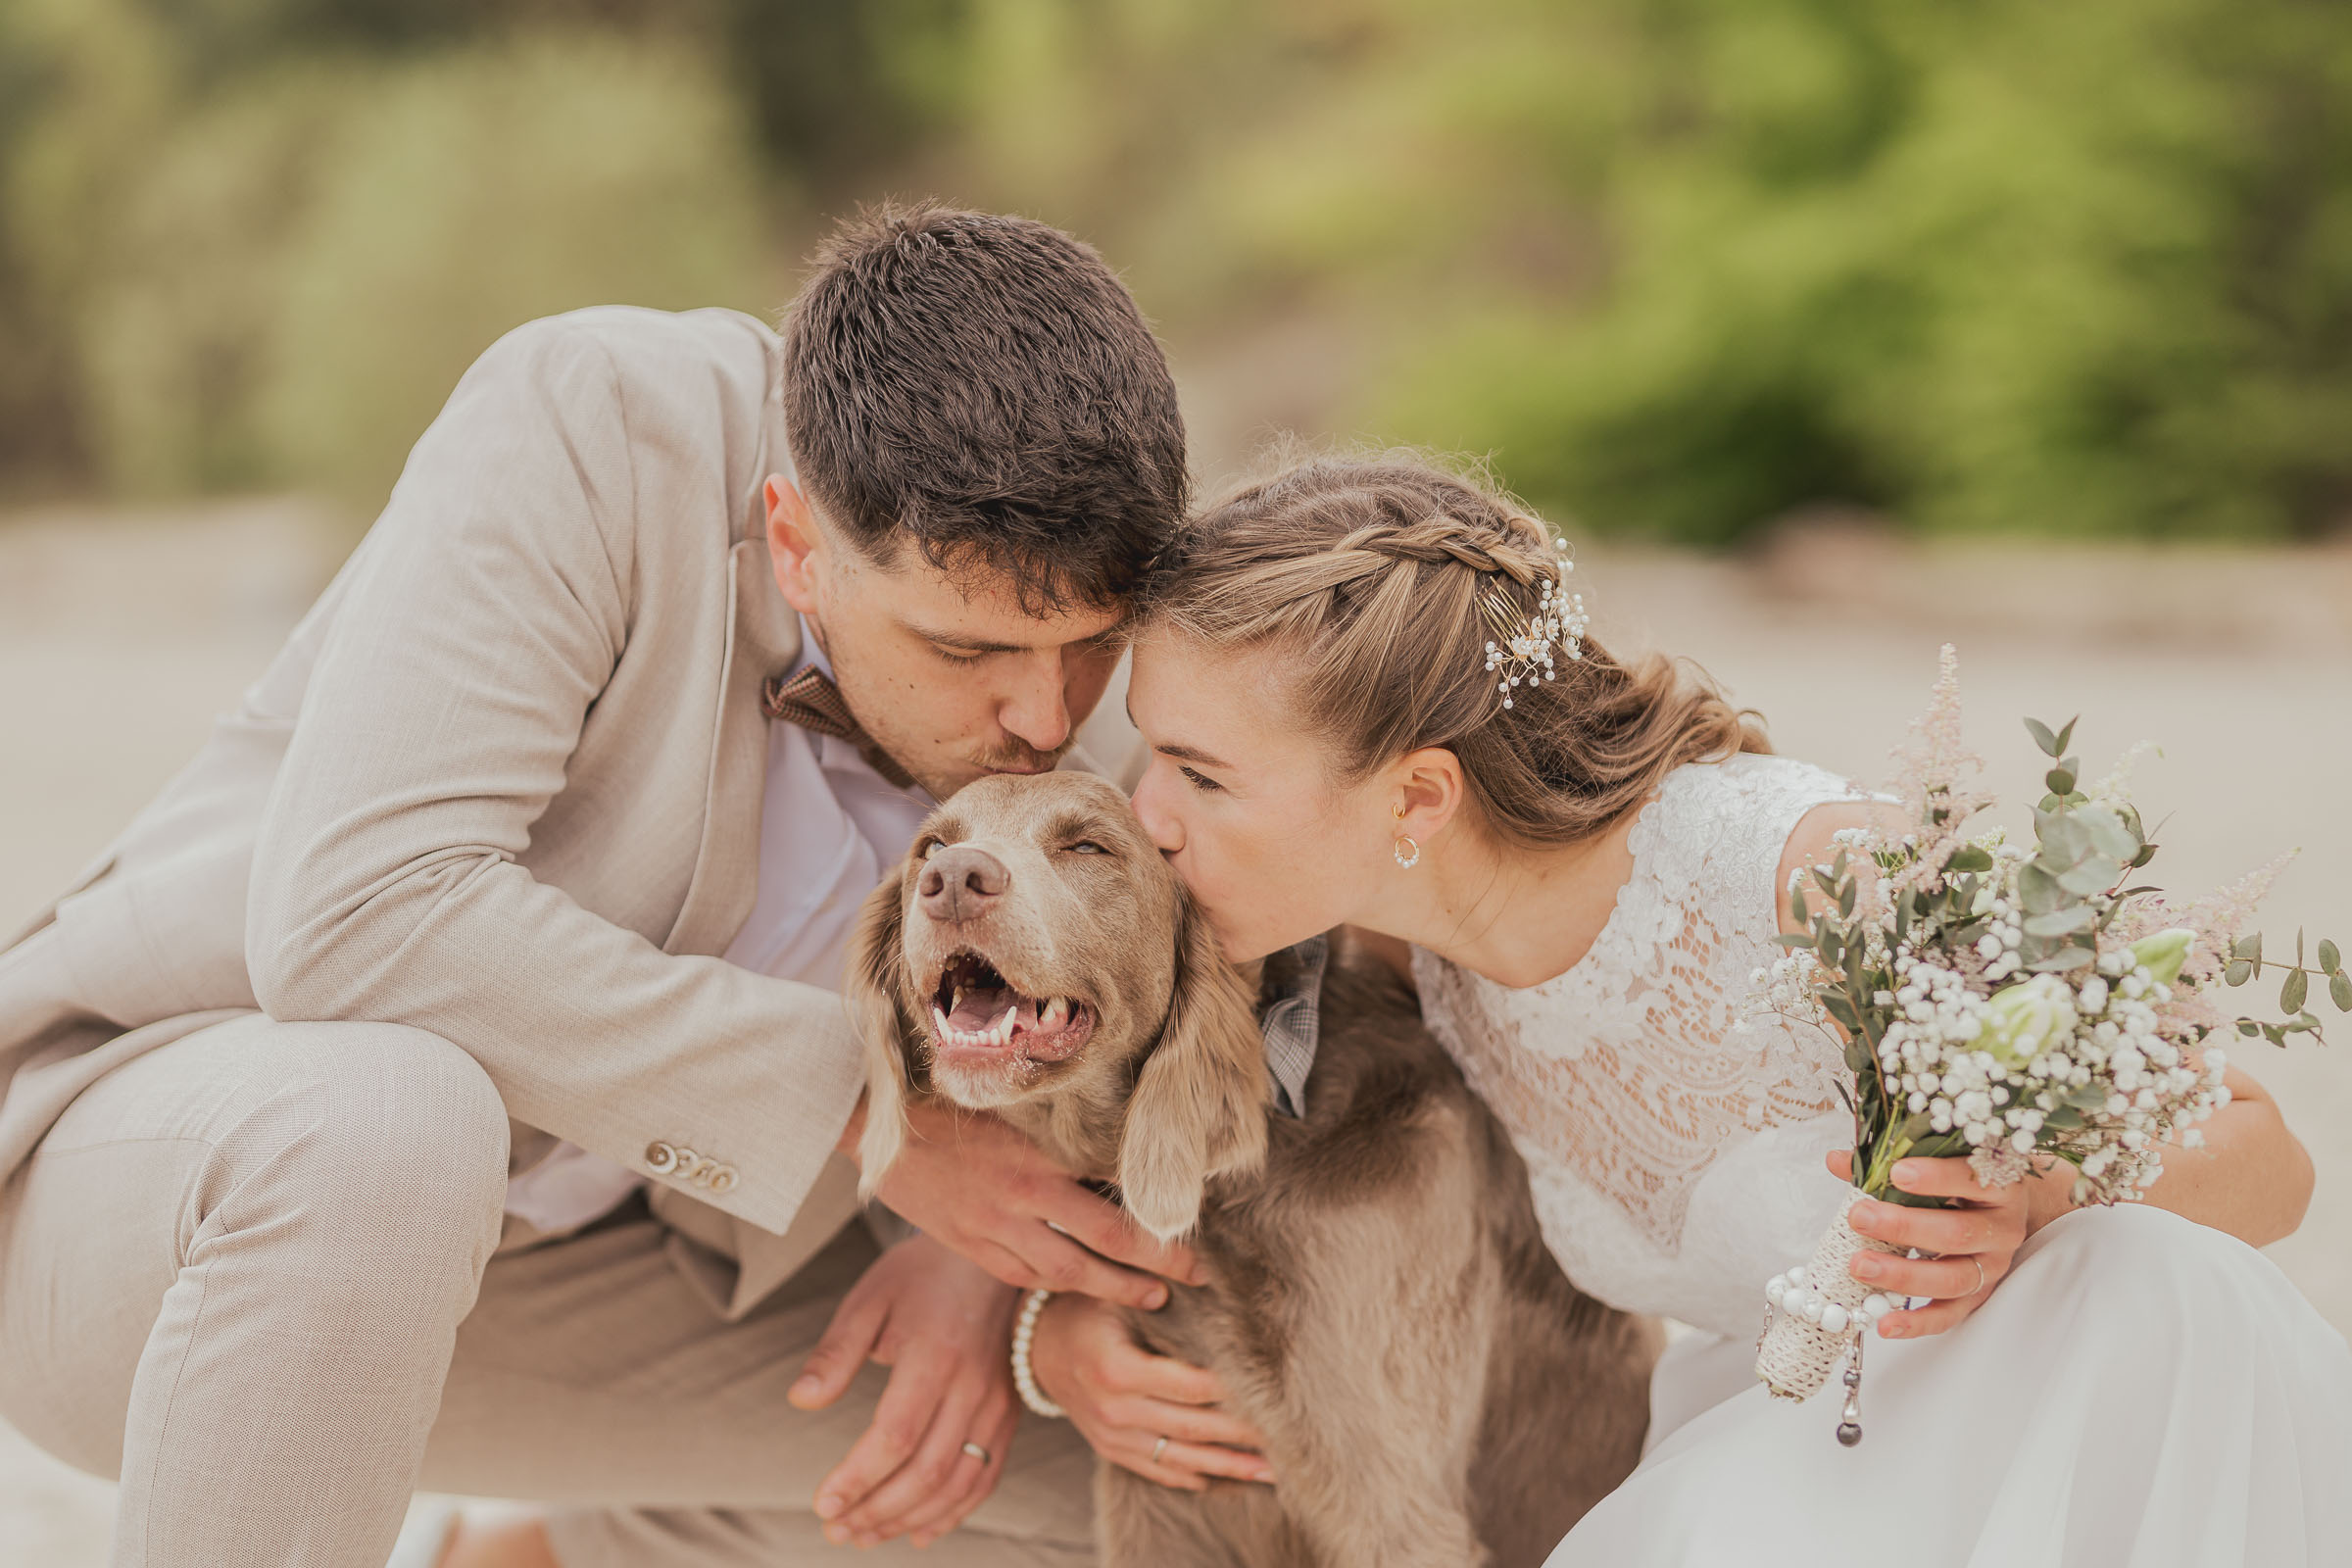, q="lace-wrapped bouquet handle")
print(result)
[1743,647,2347,1443]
